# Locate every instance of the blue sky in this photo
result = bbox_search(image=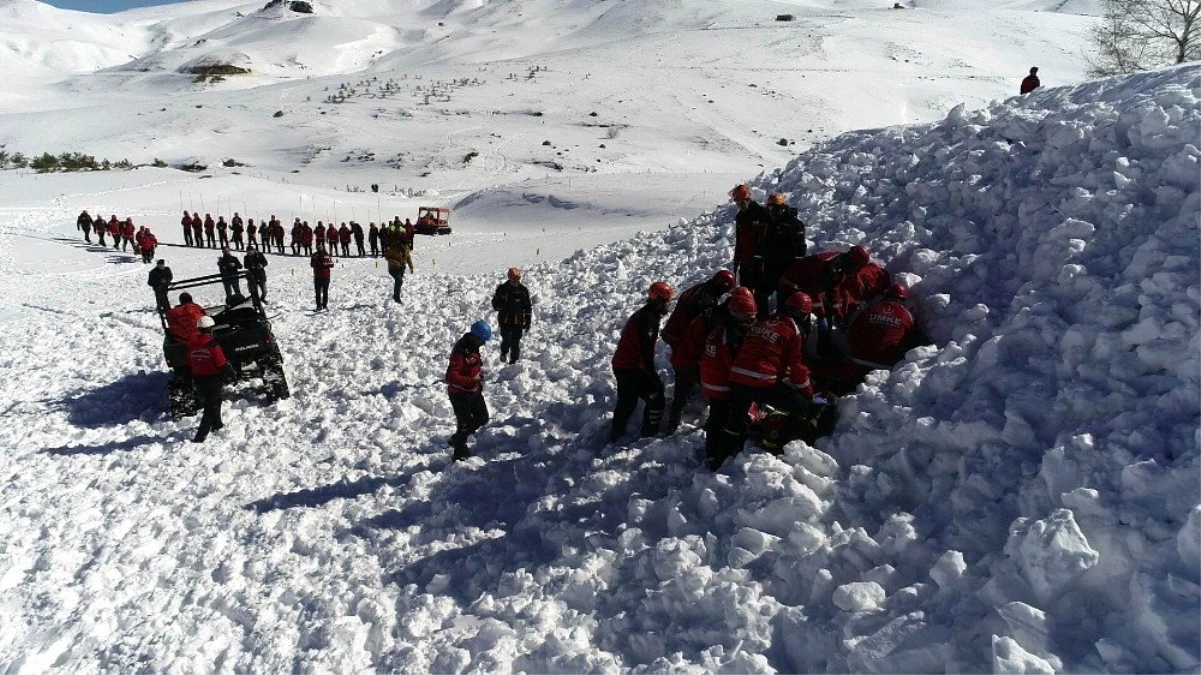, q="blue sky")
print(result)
[42,0,192,12]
